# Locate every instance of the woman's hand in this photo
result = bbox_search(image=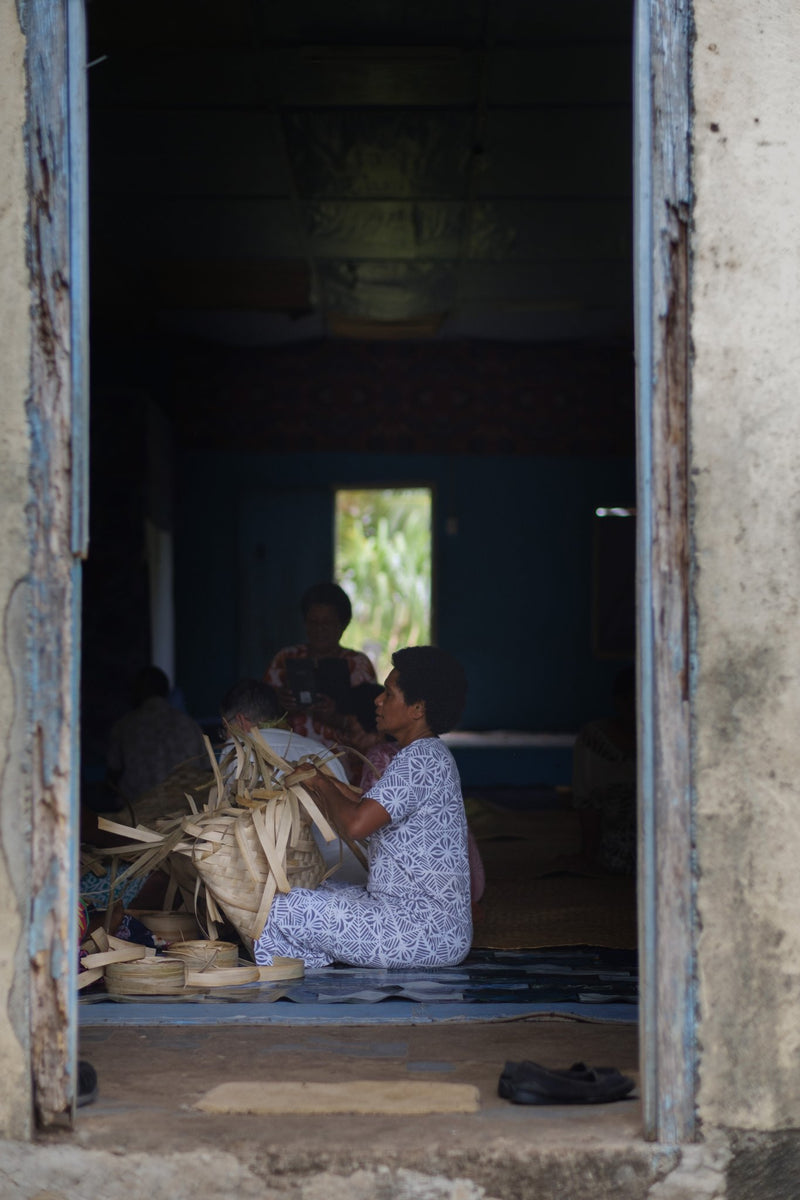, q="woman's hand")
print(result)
[298,764,362,805]
[292,764,389,840]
